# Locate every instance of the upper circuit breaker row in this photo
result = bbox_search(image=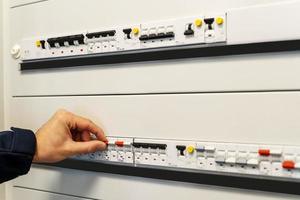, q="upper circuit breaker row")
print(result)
[21,14,226,60]
[75,137,300,180]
